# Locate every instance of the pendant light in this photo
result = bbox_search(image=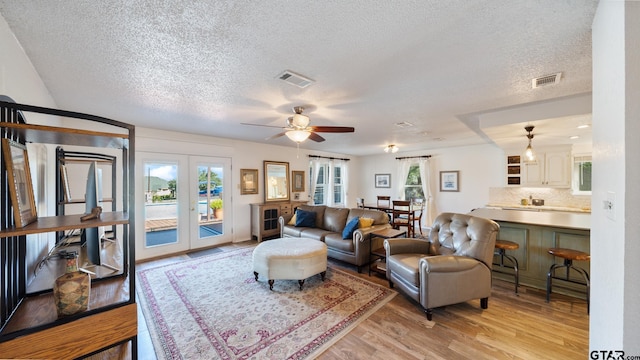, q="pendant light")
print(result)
[524,125,536,162]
